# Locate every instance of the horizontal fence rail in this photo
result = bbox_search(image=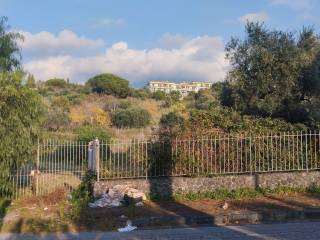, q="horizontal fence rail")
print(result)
[2,140,88,199]
[99,131,320,179]
[2,131,320,199]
